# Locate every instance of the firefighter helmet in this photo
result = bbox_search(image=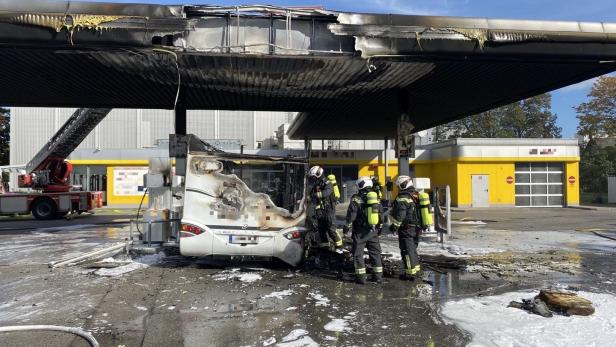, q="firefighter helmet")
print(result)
[357,176,373,190]
[308,165,324,178]
[396,175,413,190]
